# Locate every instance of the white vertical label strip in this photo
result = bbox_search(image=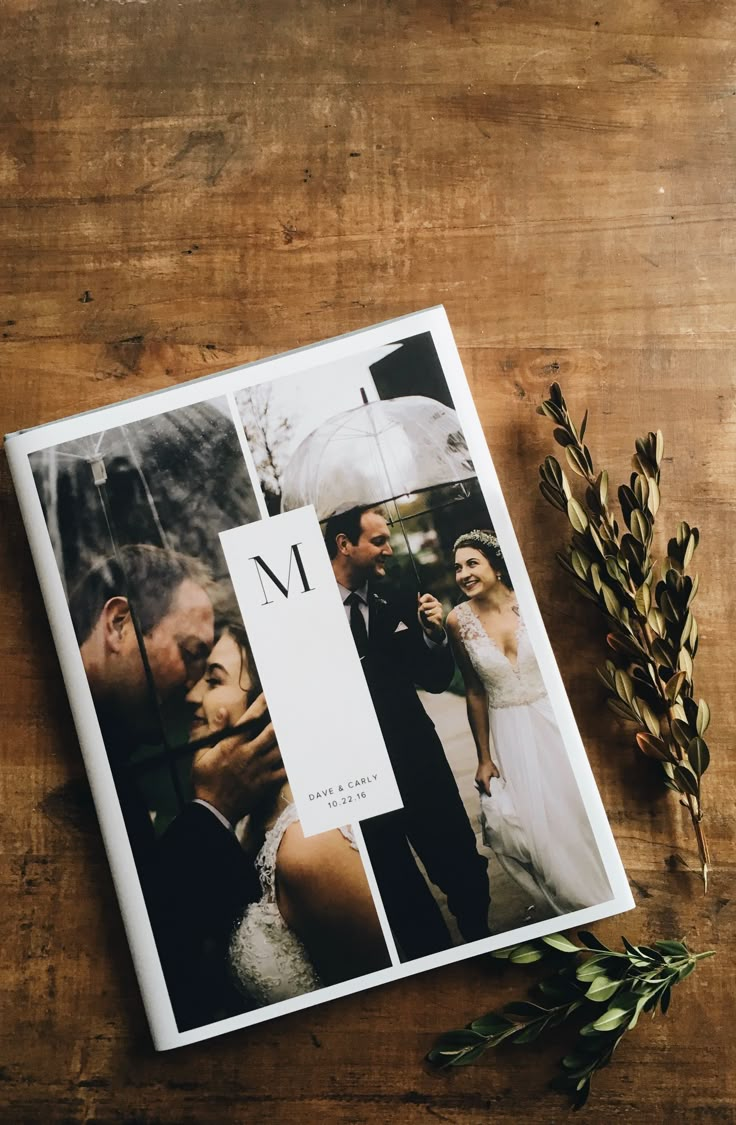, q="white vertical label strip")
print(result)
[220,506,403,837]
